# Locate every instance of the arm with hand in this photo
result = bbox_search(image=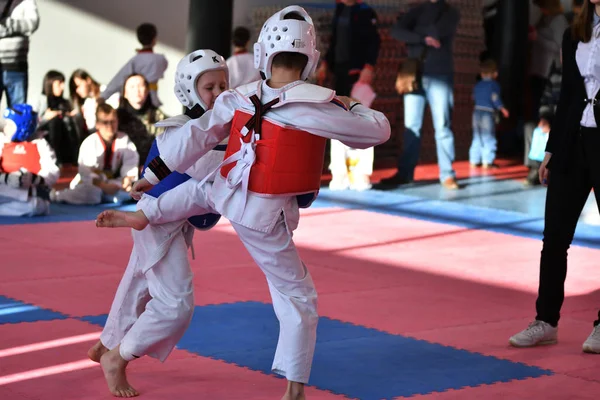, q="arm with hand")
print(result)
[0,0,39,37]
[133,90,236,197]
